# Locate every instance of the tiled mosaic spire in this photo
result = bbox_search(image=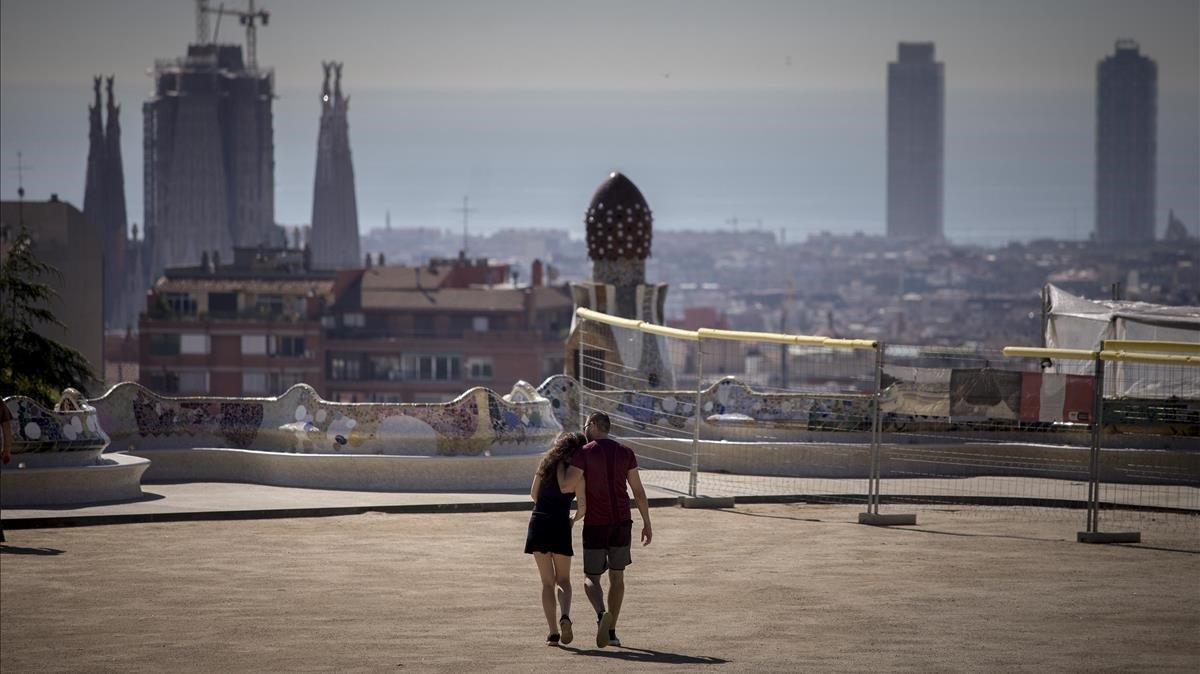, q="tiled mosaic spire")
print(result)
[585,171,653,262]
